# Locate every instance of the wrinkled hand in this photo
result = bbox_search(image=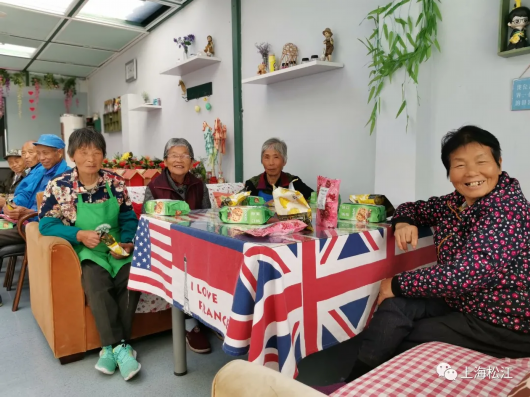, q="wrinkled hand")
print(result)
[377,278,395,305]
[394,223,419,251]
[110,243,134,259]
[77,230,101,249]
[4,203,30,220]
